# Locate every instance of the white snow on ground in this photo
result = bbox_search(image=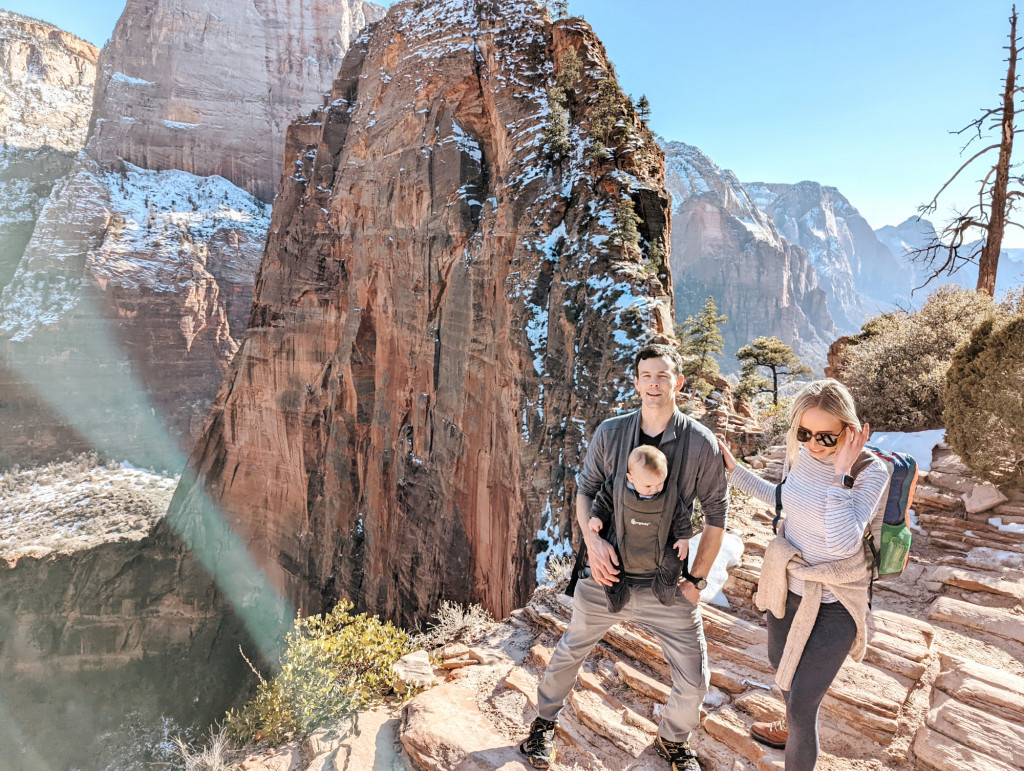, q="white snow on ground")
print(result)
[869,429,945,472]
[689,530,744,607]
[988,517,1024,534]
[0,454,177,559]
[963,546,1024,570]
